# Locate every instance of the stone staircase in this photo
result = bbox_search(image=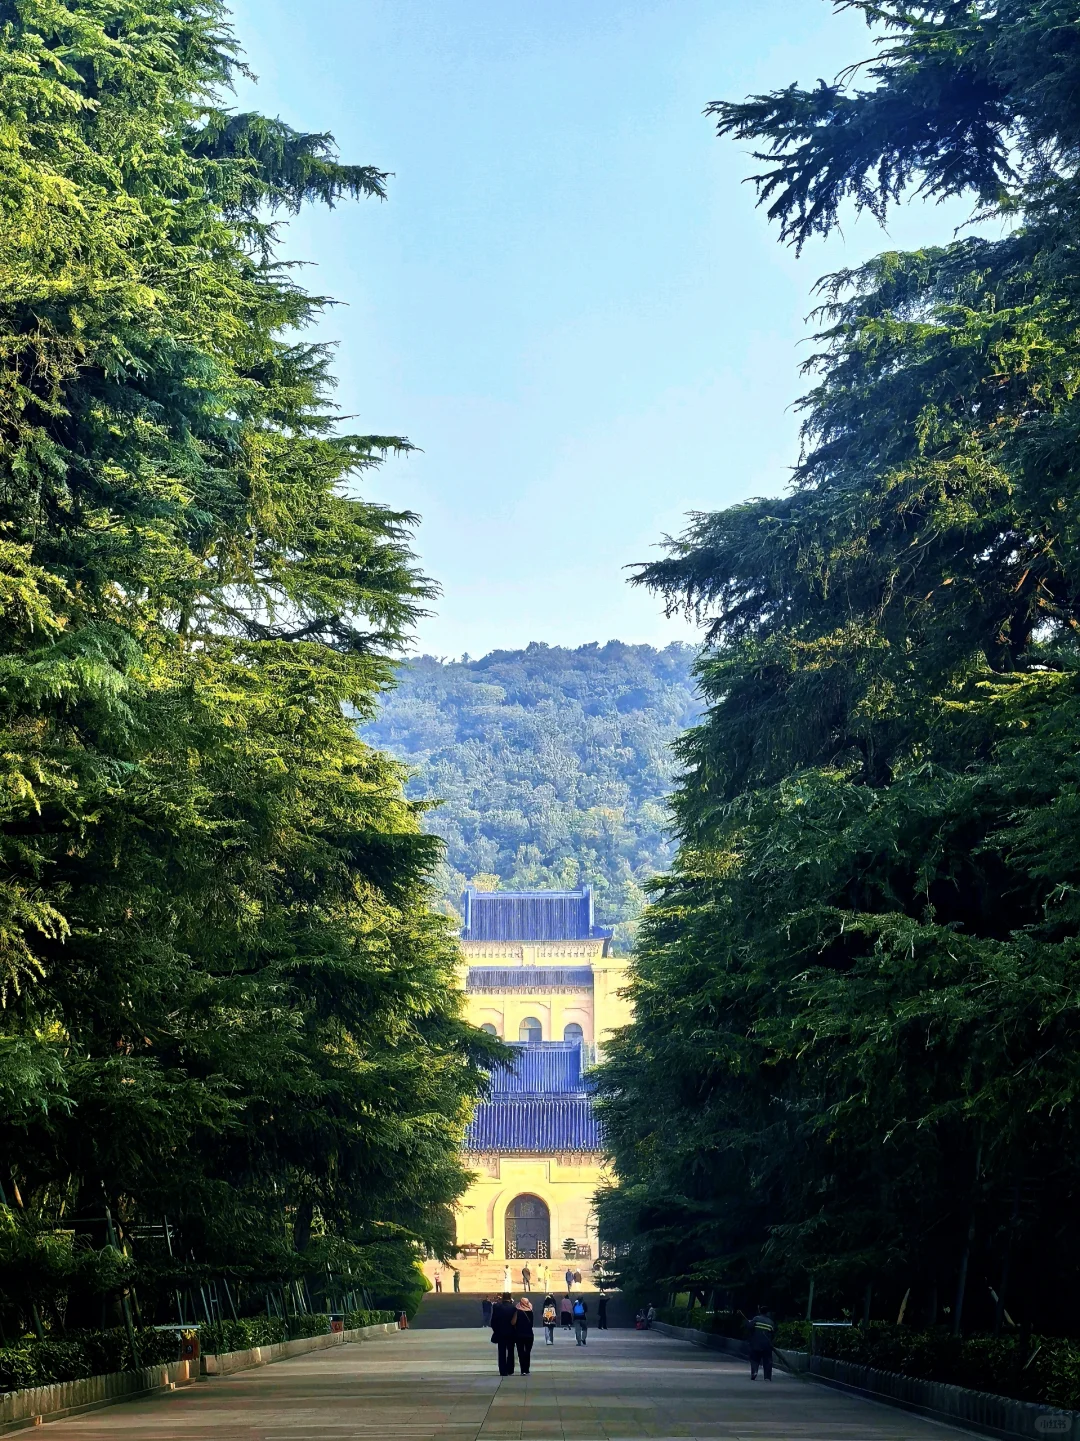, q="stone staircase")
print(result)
[411,1290,635,1329]
[423,1256,600,1296]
